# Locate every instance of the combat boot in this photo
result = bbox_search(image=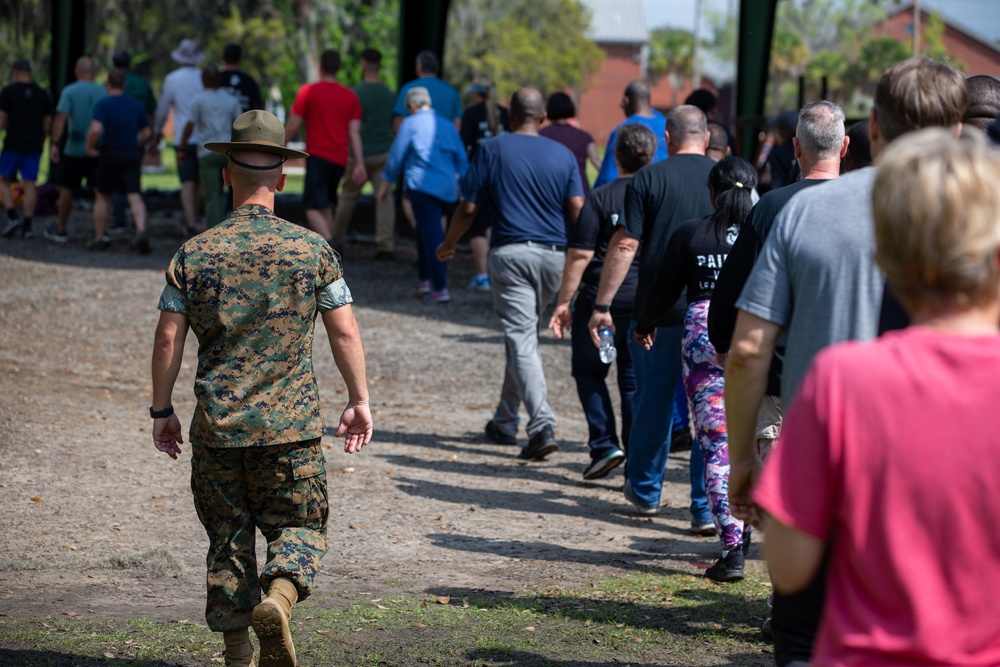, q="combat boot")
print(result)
[252,577,298,667]
[223,628,255,667]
